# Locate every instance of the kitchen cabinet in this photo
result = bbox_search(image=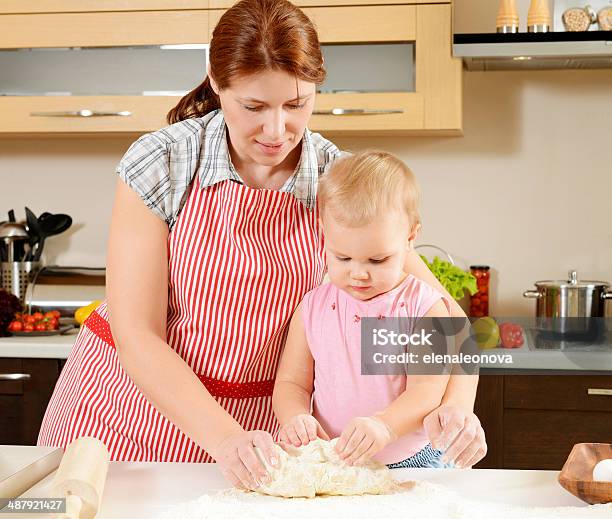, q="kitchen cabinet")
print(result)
[210,2,463,135]
[0,11,209,48]
[0,358,61,445]
[0,1,208,13]
[474,373,612,470]
[0,1,209,136]
[0,0,461,136]
[209,0,448,6]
